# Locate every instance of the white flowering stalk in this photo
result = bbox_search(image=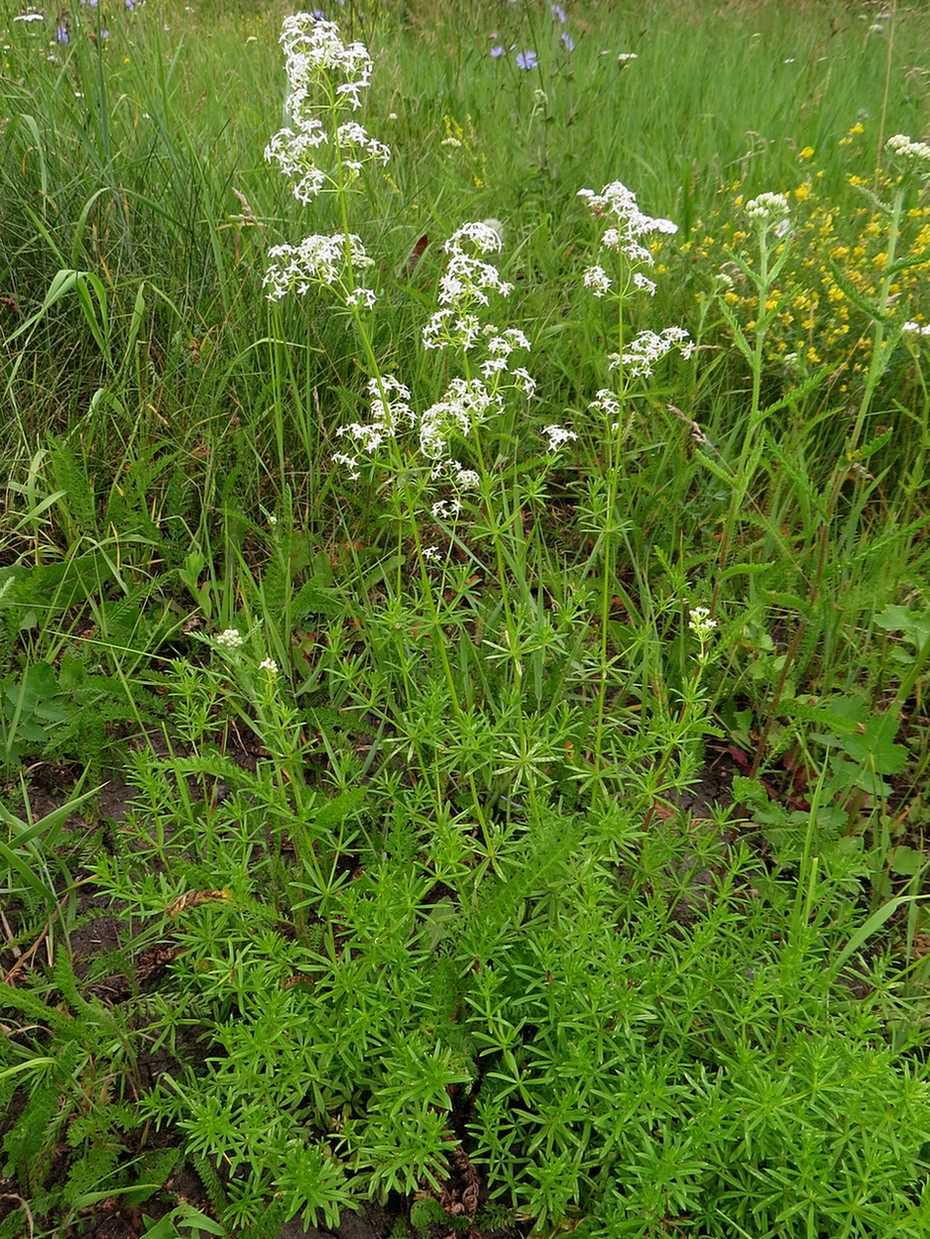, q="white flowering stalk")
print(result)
[332,226,538,497]
[264,16,390,314]
[687,605,718,666]
[421,222,515,353]
[575,180,693,790]
[578,180,691,420]
[265,15,388,202]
